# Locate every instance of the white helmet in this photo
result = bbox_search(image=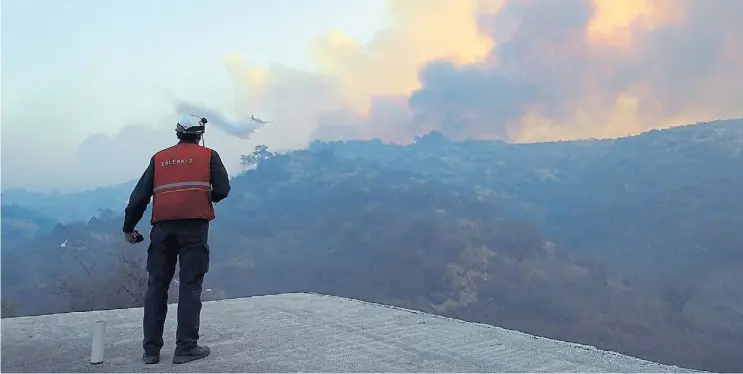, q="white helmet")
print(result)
[175,114,207,135]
